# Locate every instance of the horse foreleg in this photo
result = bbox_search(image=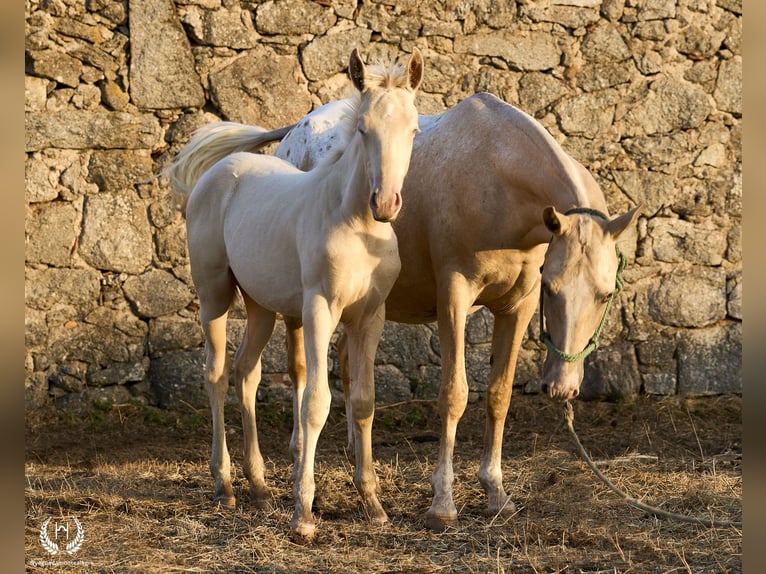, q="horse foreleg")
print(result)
[427,277,473,532]
[290,294,338,539]
[234,295,276,511]
[201,308,235,509]
[478,298,536,519]
[285,317,305,481]
[344,307,389,525]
